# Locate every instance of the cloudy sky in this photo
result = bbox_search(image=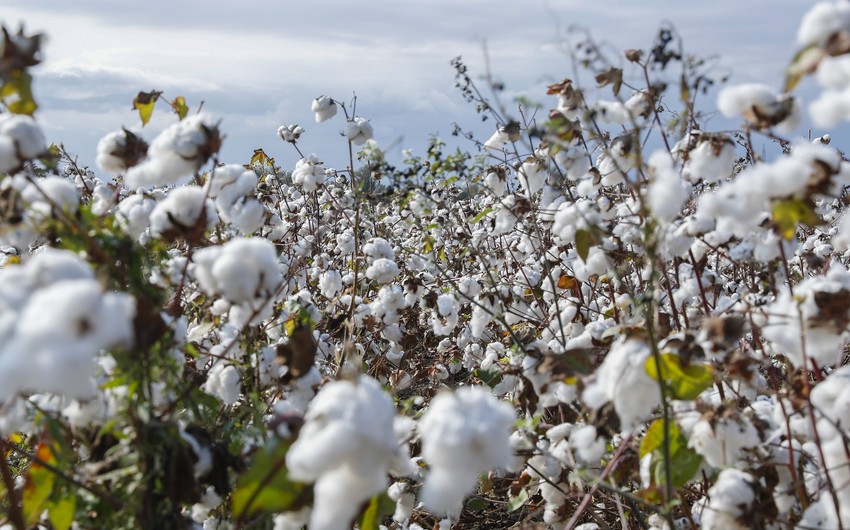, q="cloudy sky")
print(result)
[3,0,822,171]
